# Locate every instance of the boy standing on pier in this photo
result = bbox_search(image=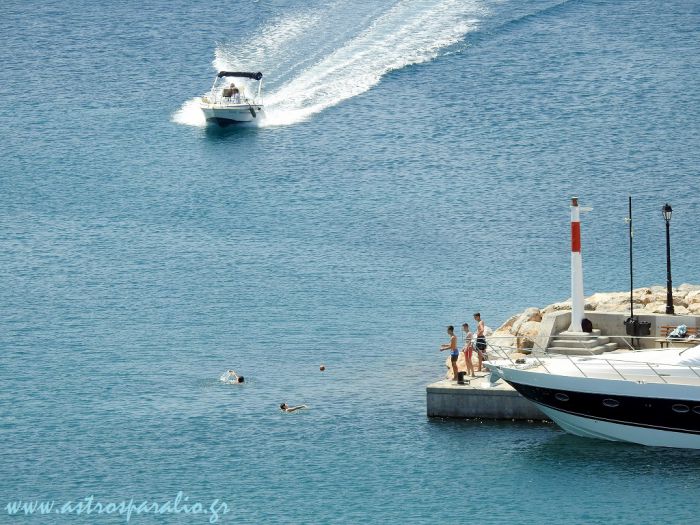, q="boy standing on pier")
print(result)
[461,323,475,377]
[440,325,459,381]
[474,313,487,372]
